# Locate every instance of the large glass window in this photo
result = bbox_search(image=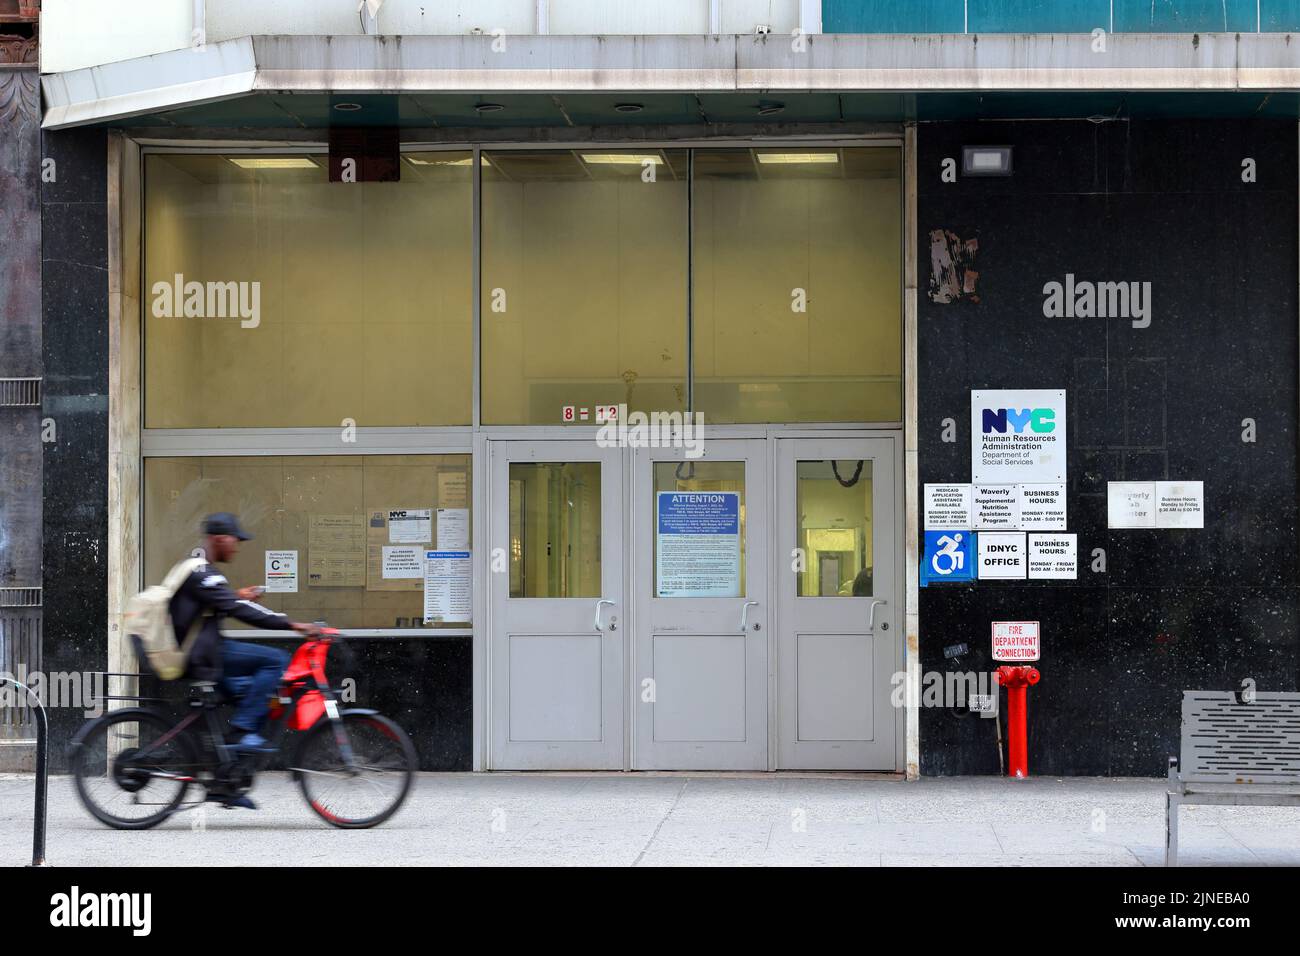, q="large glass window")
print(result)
[481,149,689,424]
[143,455,471,629]
[143,152,473,427]
[693,147,902,423]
